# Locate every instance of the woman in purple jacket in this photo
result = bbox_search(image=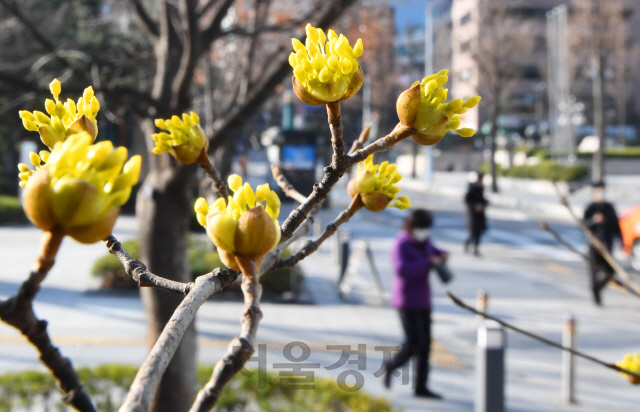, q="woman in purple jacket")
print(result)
[384,209,448,399]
